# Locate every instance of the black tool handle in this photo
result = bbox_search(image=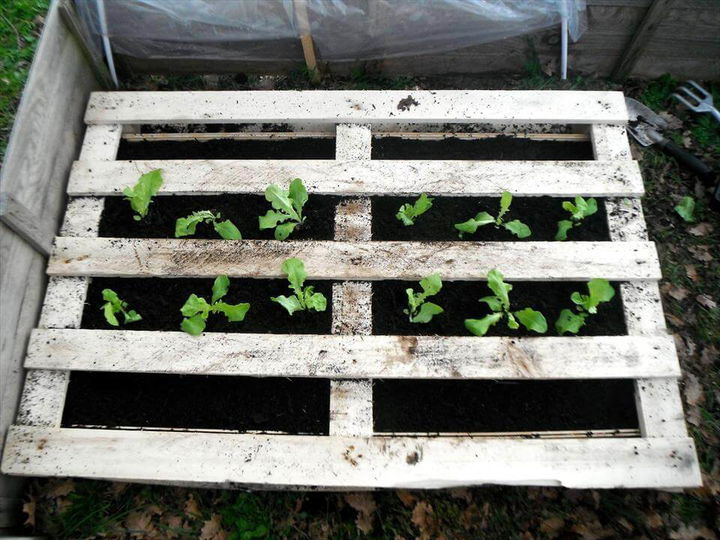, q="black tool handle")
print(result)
[656,138,714,181]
